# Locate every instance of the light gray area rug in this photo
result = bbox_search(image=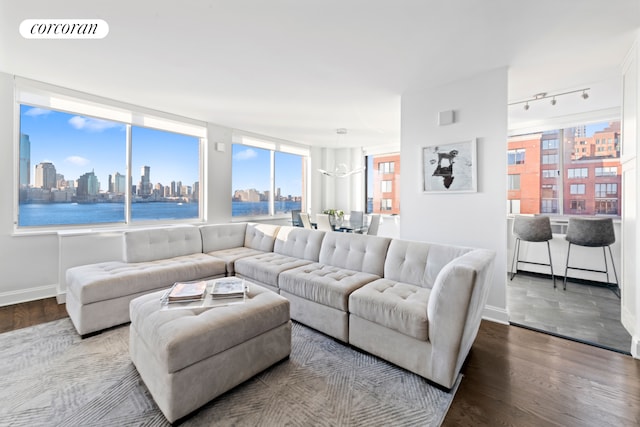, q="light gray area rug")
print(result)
[0,318,459,426]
